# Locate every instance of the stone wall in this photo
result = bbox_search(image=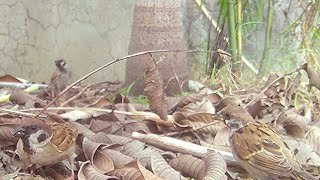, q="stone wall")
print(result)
[0,0,134,84]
